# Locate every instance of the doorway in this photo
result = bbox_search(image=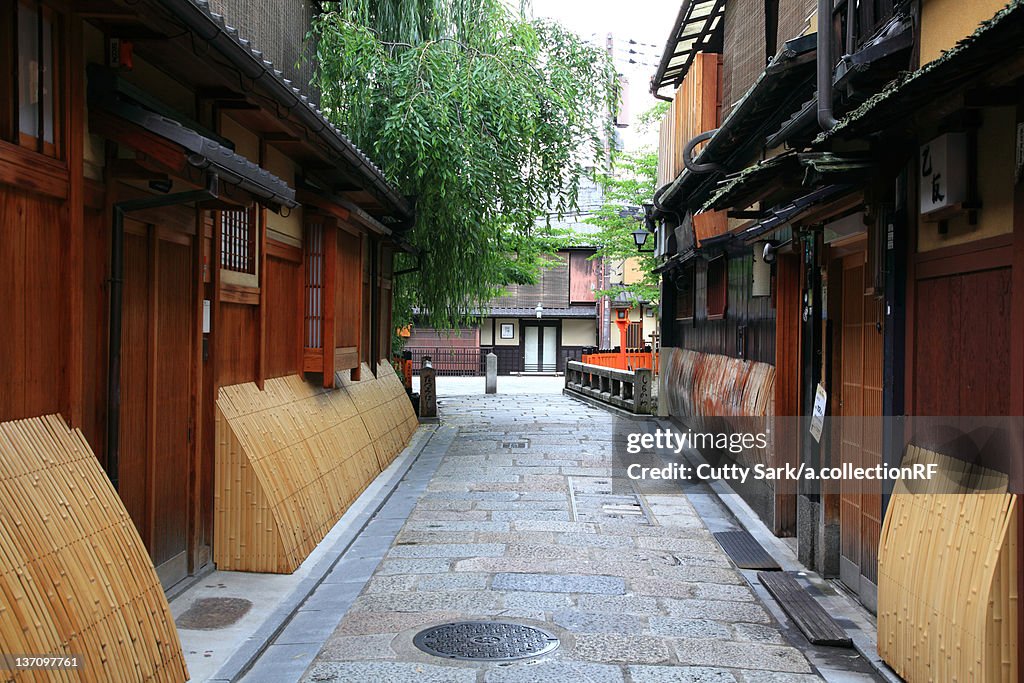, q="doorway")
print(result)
[522,323,558,372]
[832,249,884,609]
[119,219,195,589]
